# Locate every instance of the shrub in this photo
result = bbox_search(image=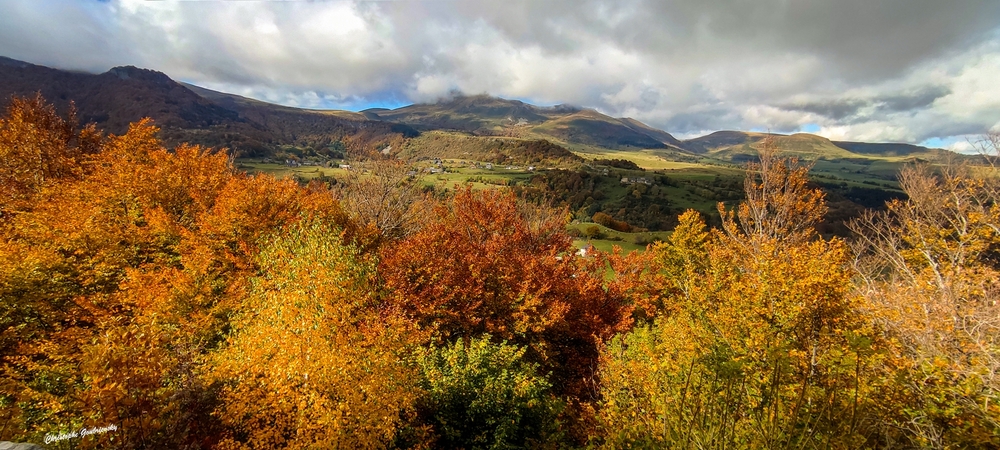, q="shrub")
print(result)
[415,336,564,449]
[592,212,632,232]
